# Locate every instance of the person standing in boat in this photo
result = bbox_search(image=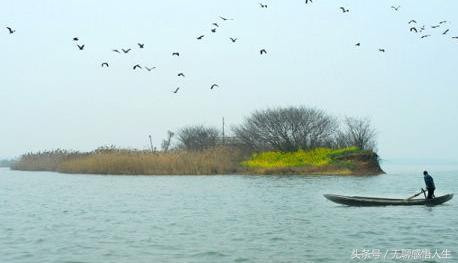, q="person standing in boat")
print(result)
[423,171,435,199]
